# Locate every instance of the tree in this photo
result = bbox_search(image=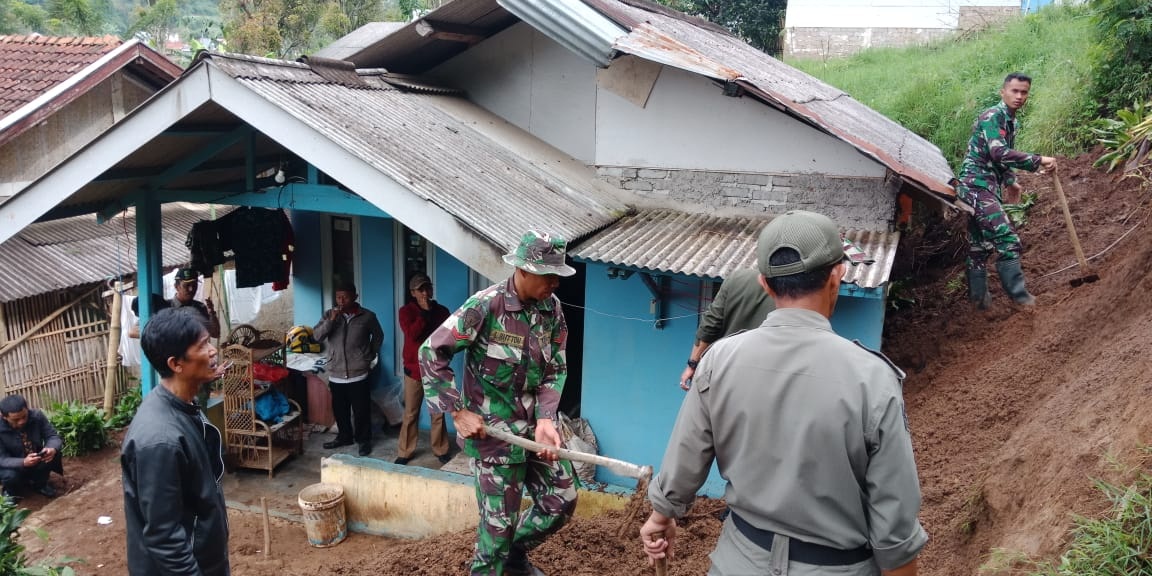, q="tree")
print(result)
[46,0,105,35]
[220,0,322,58]
[319,0,382,39]
[128,0,178,52]
[654,0,787,56]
